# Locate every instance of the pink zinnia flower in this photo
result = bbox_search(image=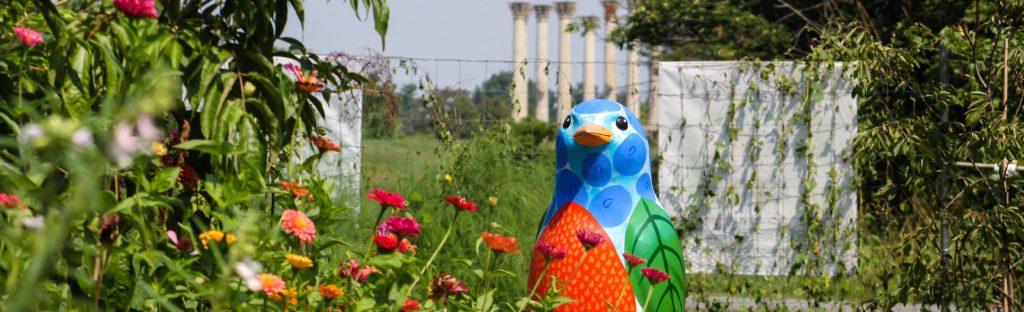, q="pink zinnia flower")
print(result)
[534,241,566,261]
[338,260,360,279]
[367,189,407,209]
[640,267,670,284]
[443,195,477,212]
[166,230,193,252]
[0,193,20,208]
[258,273,285,295]
[575,229,605,250]
[13,27,43,47]
[113,0,159,19]
[383,216,421,237]
[428,272,470,305]
[280,209,316,243]
[623,253,646,268]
